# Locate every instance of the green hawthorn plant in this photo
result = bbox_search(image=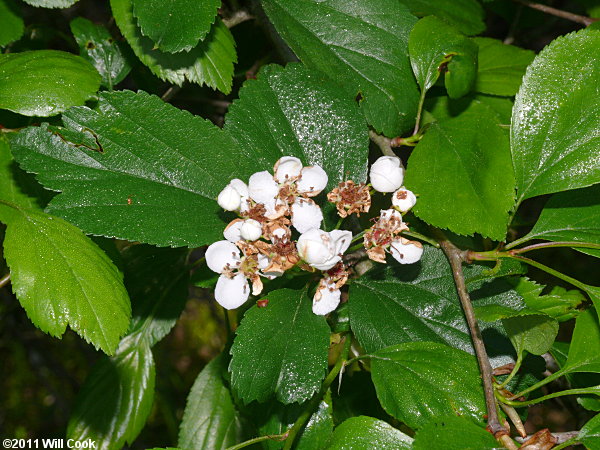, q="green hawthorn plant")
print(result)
[1,0,600,448]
